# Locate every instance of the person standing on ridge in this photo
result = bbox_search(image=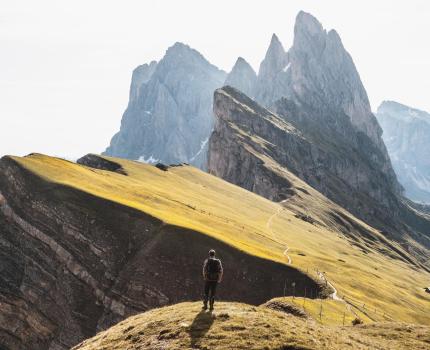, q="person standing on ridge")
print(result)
[202,249,223,311]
